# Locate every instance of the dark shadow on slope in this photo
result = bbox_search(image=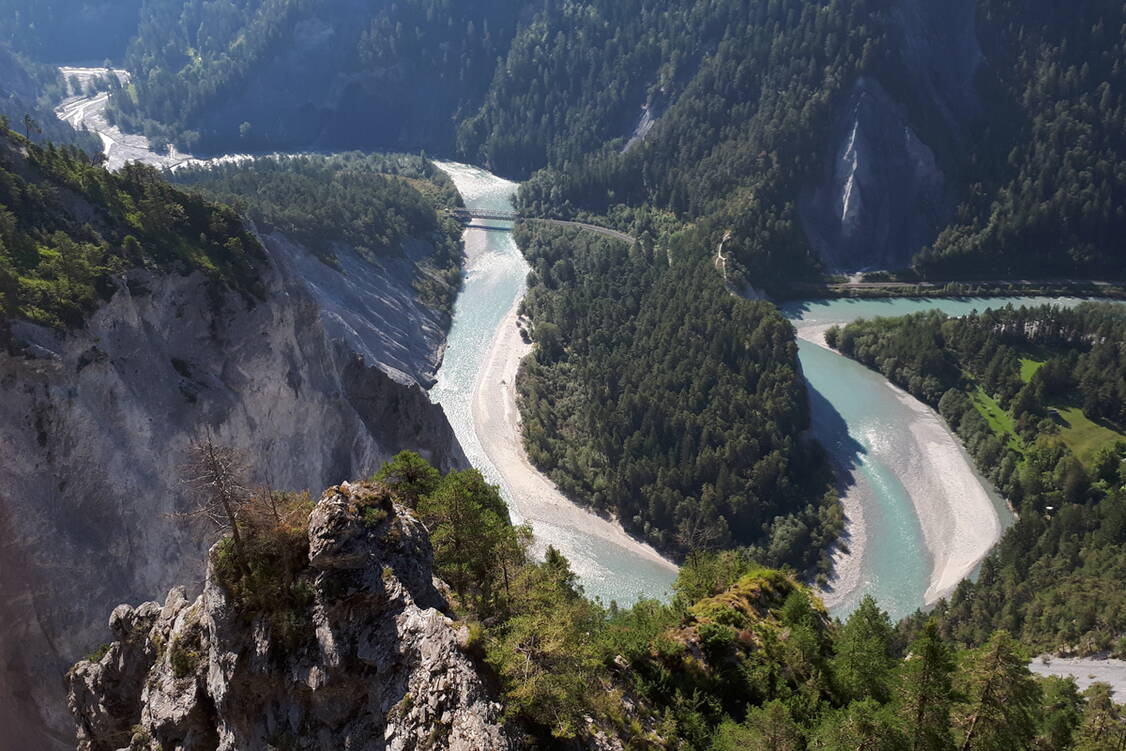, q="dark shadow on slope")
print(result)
[804,376,868,594]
